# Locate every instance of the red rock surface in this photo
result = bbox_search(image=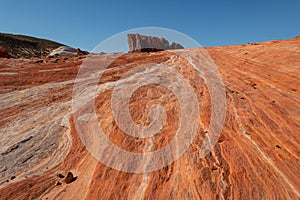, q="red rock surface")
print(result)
[0,38,300,199]
[0,48,11,58]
